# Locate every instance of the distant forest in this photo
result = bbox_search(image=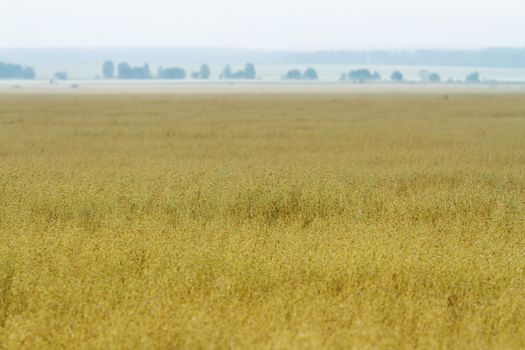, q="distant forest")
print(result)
[1,48,525,68]
[283,48,525,67]
[1,48,524,81]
